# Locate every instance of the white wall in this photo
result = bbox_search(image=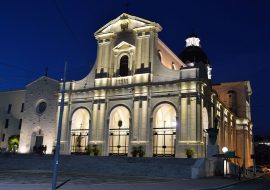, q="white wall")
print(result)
[0,90,25,150]
[18,77,59,154]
